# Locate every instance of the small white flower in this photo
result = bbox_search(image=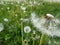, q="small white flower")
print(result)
[24,26,31,33]
[21,6,26,11]
[4,18,8,22]
[0,23,4,32]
